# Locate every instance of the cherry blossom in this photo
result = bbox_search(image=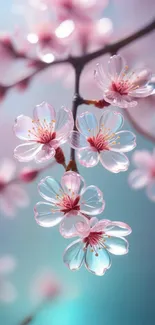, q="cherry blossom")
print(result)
[30,270,61,303]
[14,102,73,163]
[68,110,136,172]
[34,171,105,238]
[94,54,153,108]
[129,149,155,201]
[49,0,108,22]
[63,217,131,276]
[0,159,29,217]
[0,255,17,303]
